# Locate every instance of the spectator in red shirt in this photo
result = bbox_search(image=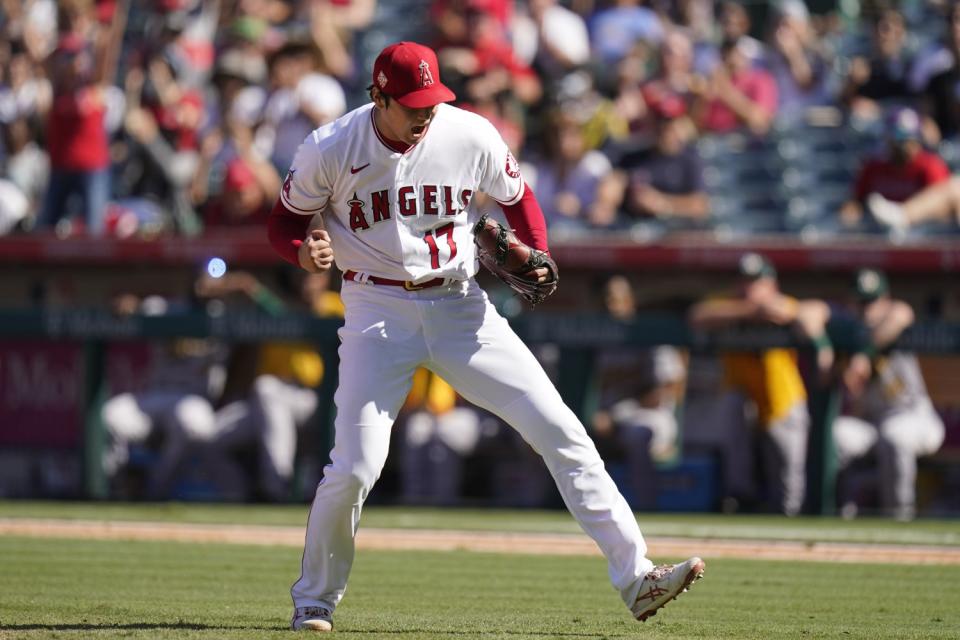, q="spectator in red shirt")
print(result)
[434,1,542,106]
[621,30,696,145]
[692,36,778,135]
[432,0,513,47]
[36,4,127,236]
[840,107,951,229]
[868,176,960,236]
